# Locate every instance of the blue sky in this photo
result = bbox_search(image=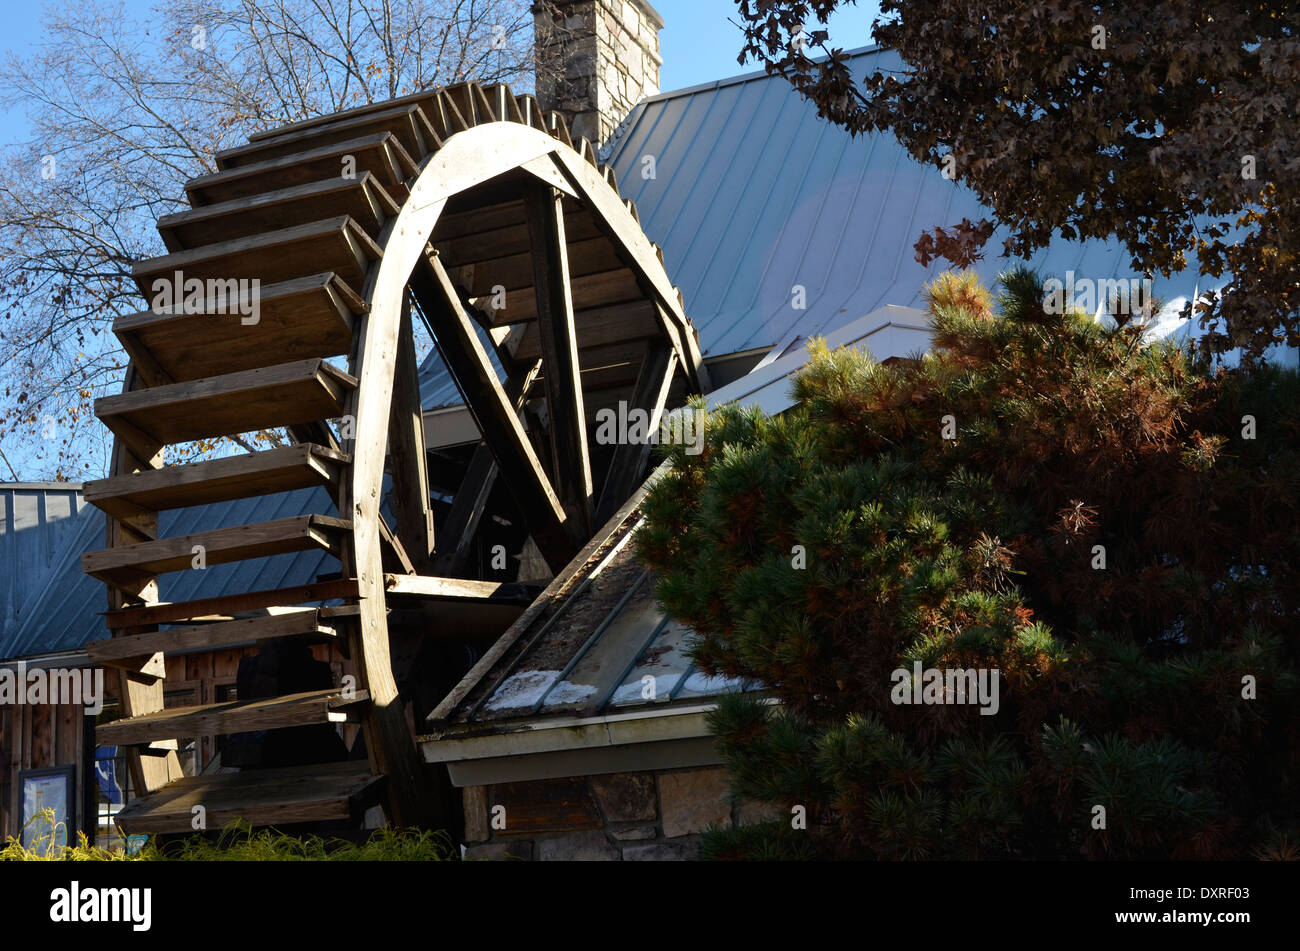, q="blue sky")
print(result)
[655,0,883,91]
